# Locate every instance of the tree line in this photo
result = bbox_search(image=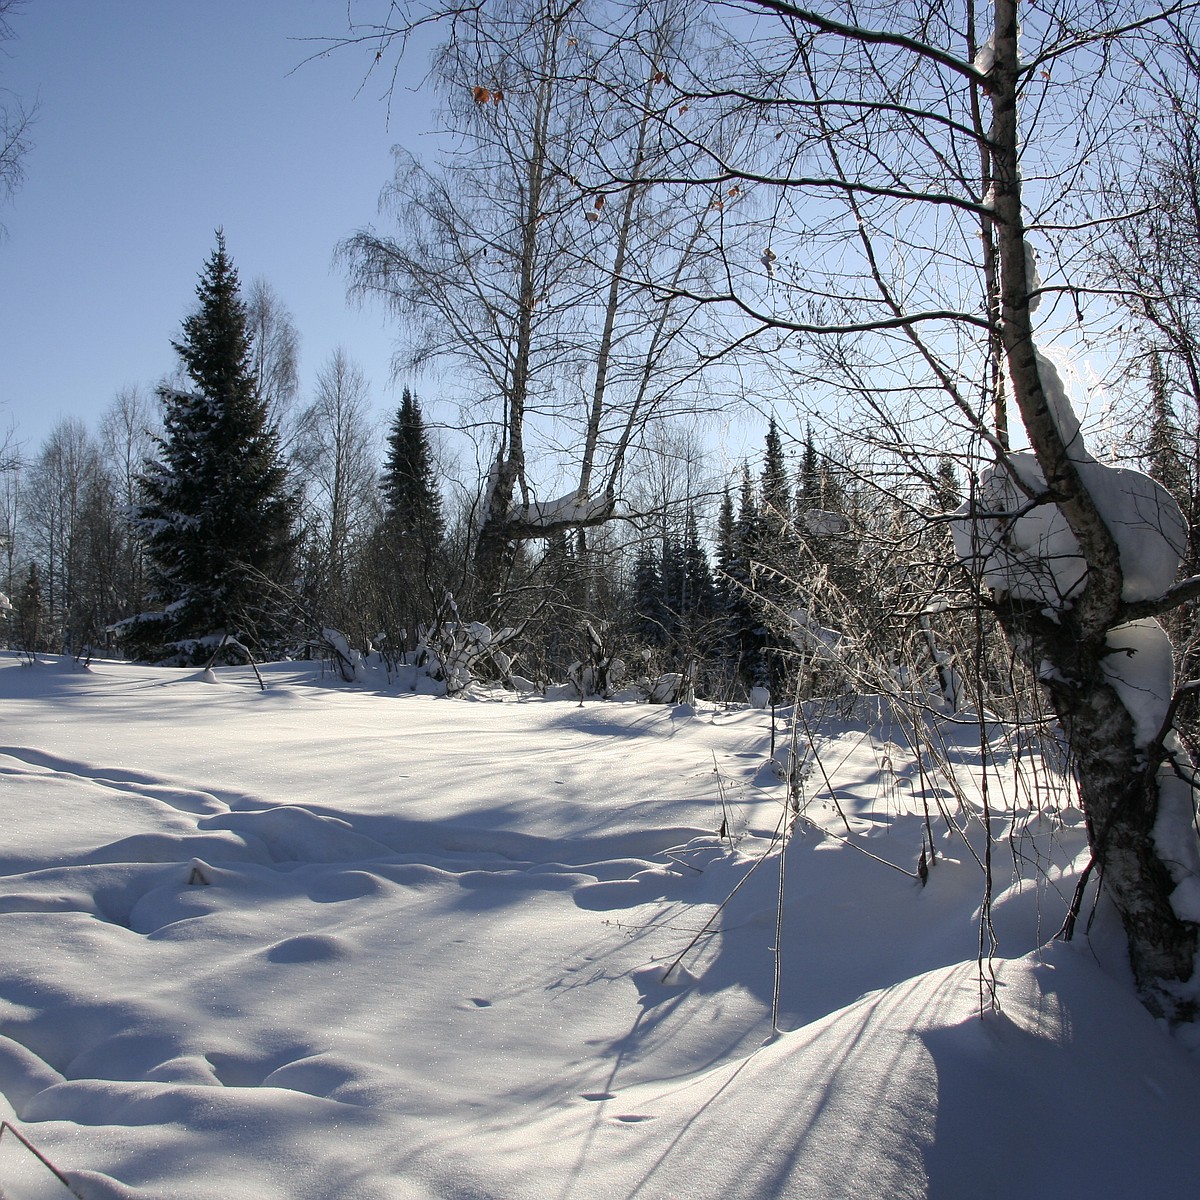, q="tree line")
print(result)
[8,229,965,707]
